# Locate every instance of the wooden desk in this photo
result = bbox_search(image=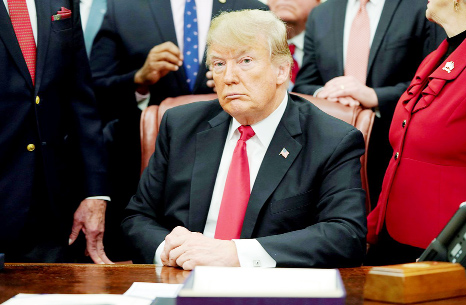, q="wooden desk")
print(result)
[1,264,466,304]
